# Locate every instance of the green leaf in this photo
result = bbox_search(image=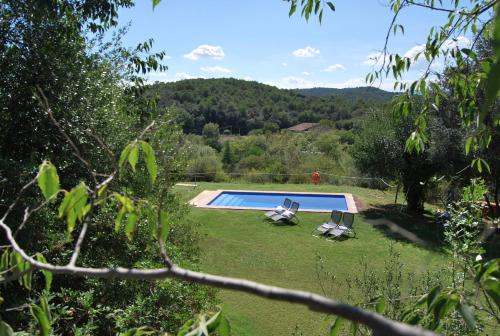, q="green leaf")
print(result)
[480,5,500,124]
[139,141,157,184]
[484,277,500,309]
[329,317,344,336]
[40,296,51,323]
[119,143,134,170]
[326,2,335,12]
[477,259,500,281]
[14,252,31,290]
[37,161,59,201]
[152,0,161,10]
[177,319,194,336]
[215,315,231,336]
[457,303,476,330]
[31,304,51,336]
[1,249,9,271]
[113,193,135,212]
[125,212,139,241]
[58,182,89,238]
[35,253,52,290]
[97,182,108,201]
[427,286,441,311]
[206,311,222,332]
[376,297,386,313]
[115,207,126,233]
[289,2,297,17]
[0,321,14,336]
[461,48,477,62]
[128,144,139,172]
[159,210,170,242]
[465,136,473,155]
